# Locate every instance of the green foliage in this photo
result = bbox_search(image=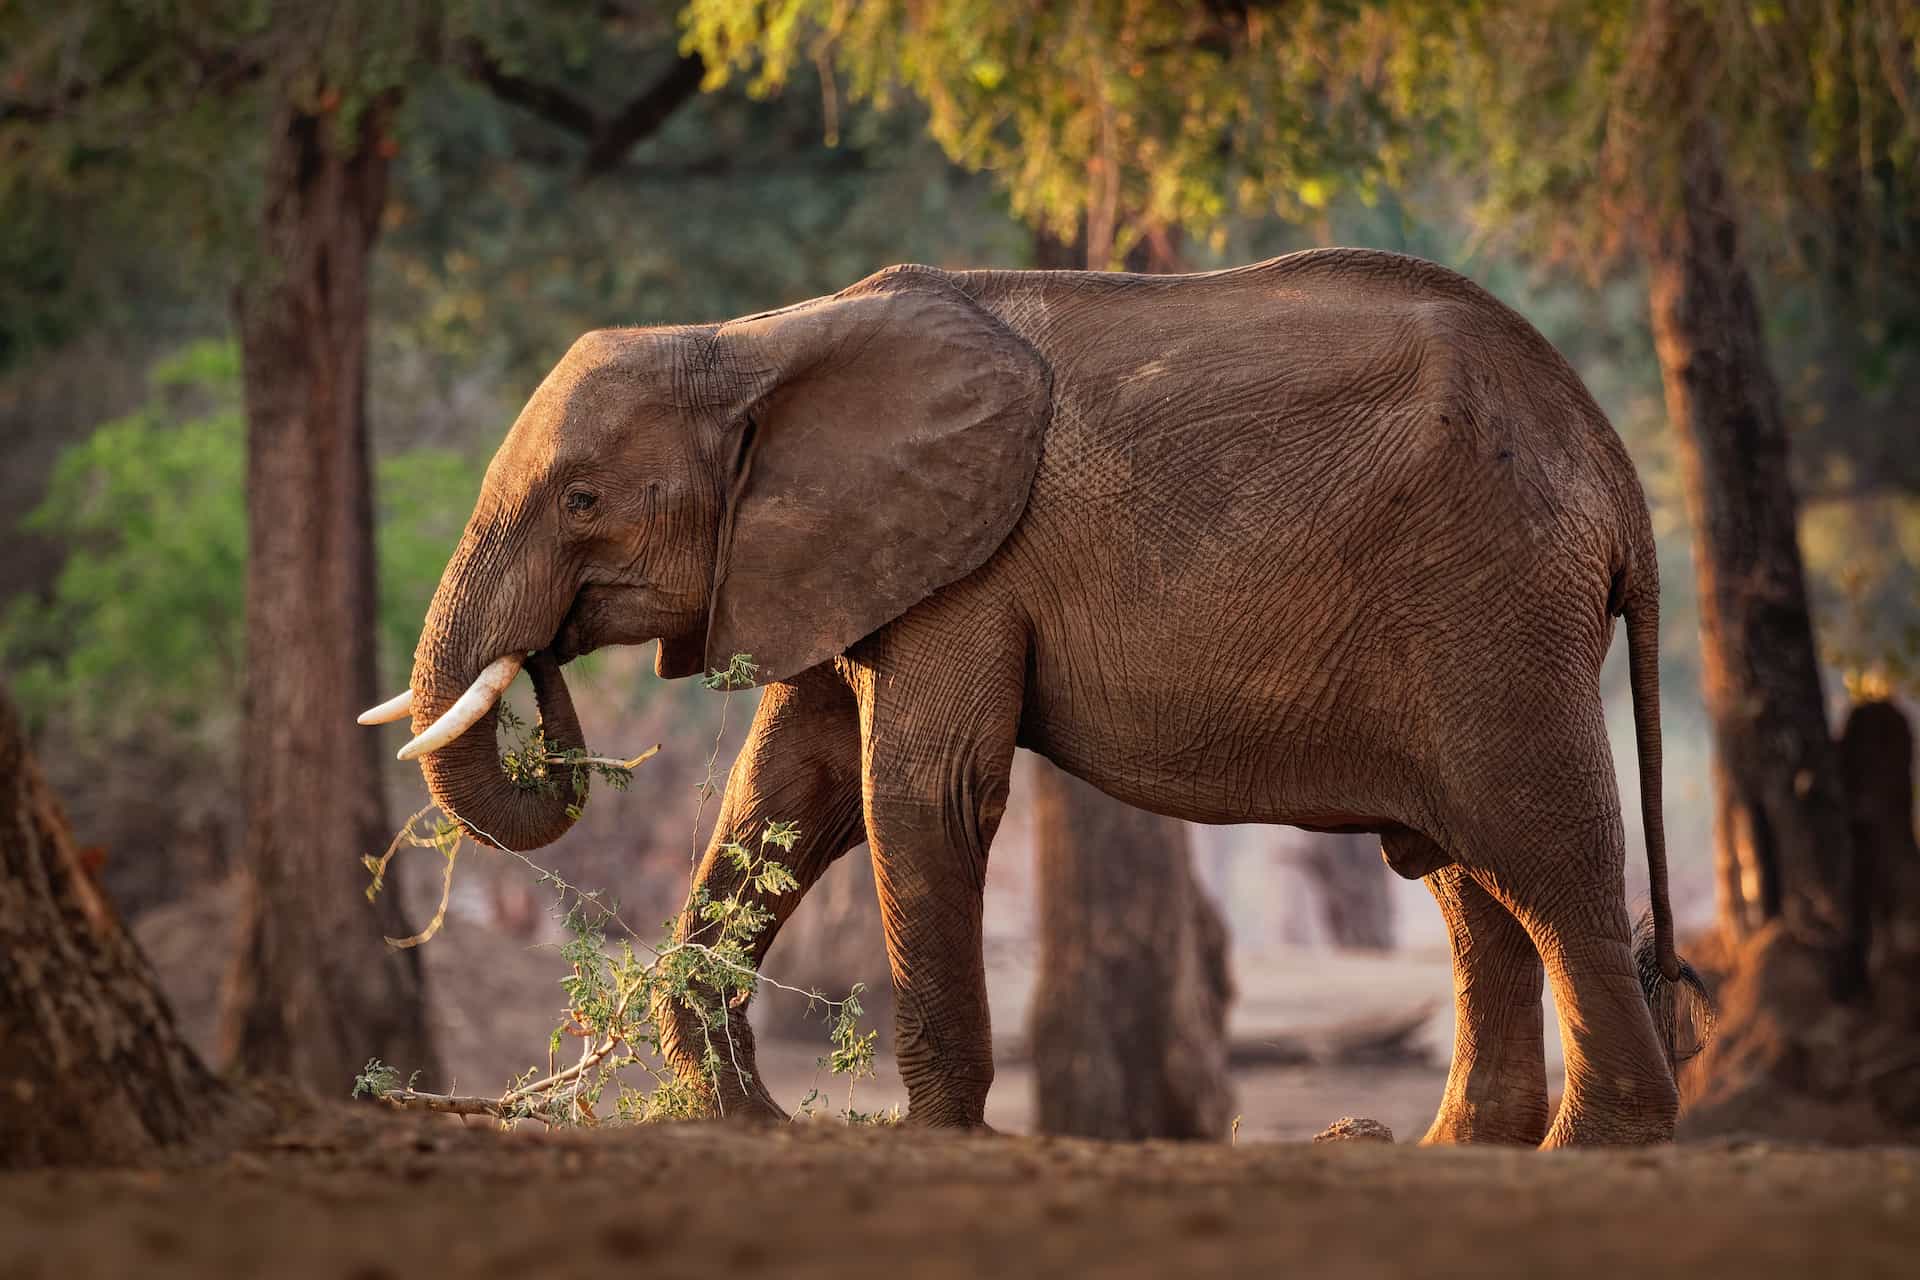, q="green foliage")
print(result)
[357,666,876,1125]
[683,0,1403,265]
[375,444,492,676]
[352,1059,405,1100]
[1359,1,1920,268]
[0,339,486,742]
[700,652,760,690]
[0,341,245,741]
